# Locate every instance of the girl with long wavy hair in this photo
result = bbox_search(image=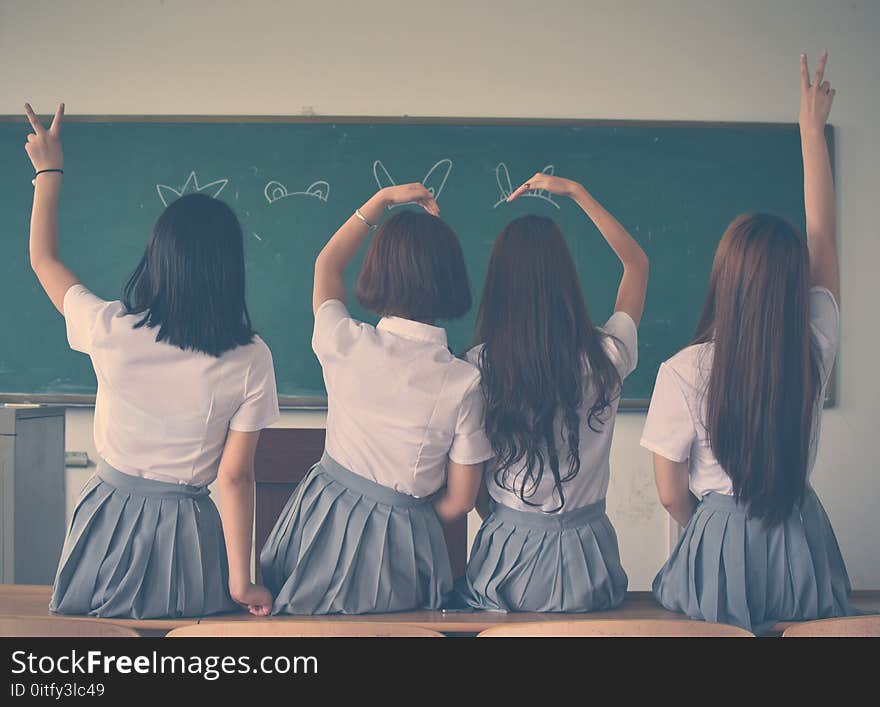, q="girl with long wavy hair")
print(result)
[458,172,649,612]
